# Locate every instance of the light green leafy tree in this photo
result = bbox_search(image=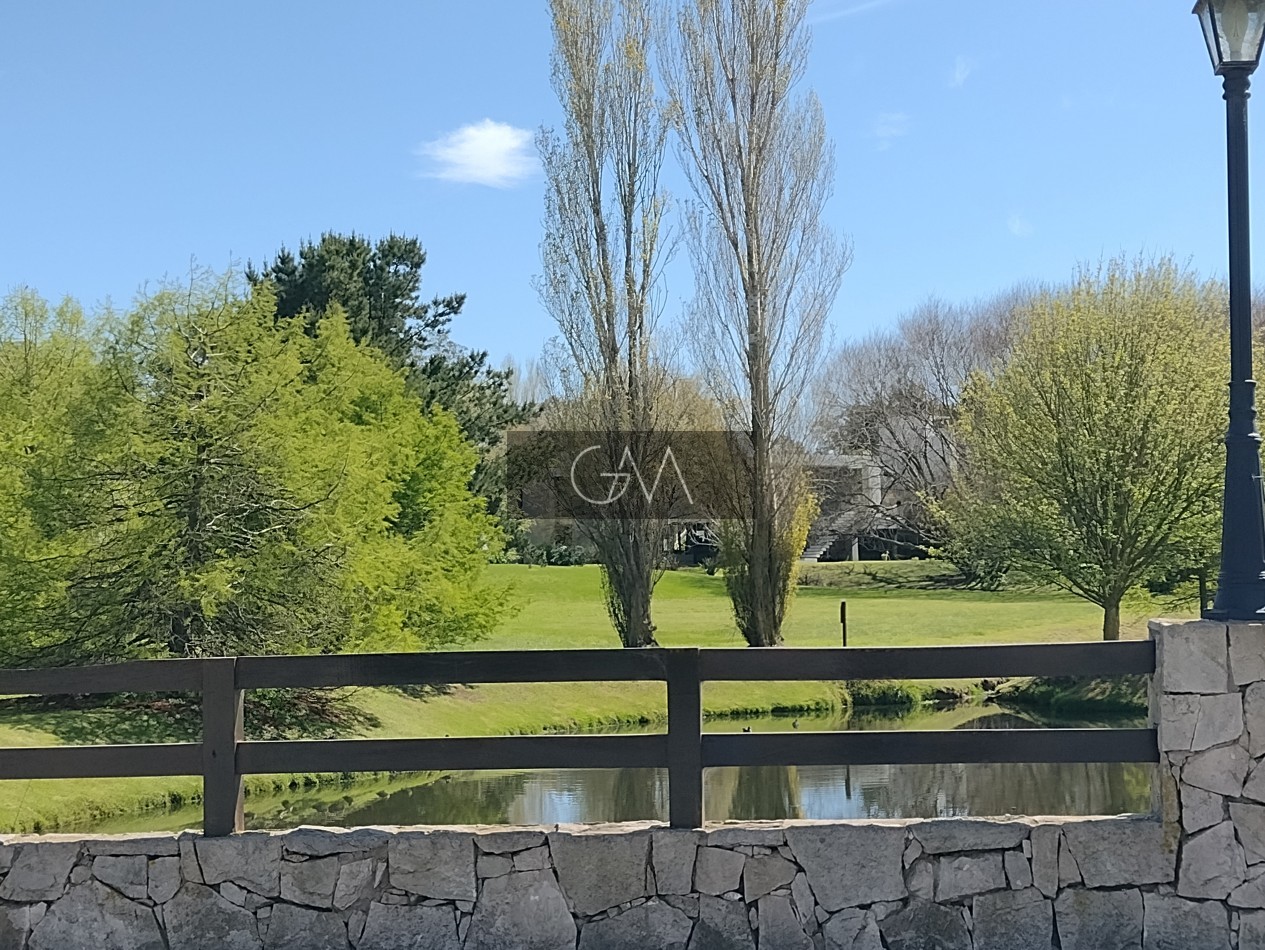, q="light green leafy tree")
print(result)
[941,257,1225,640]
[0,275,508,664]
